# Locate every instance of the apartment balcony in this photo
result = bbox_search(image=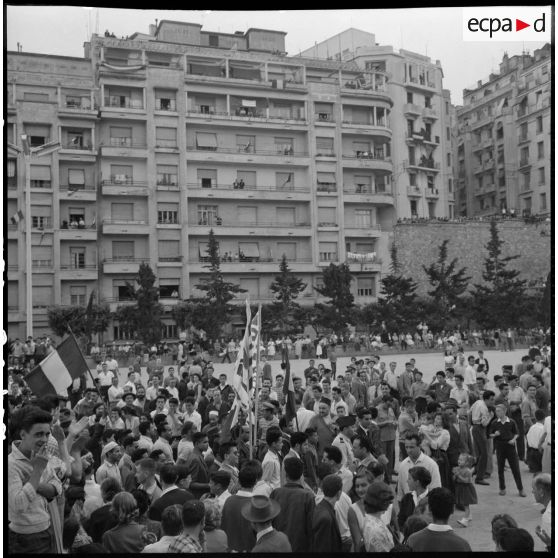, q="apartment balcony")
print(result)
[101,96,146,117]
[316,183,338,194]
[157,256,183,268]
[58,99,98,119]
[314,112,335,124]
[317,222,339,231]
[341,121,392,139]
[425,188,440,199]
[407,186,422,198]
[32,259,53,271]
[190,220,312,237]
[472,142,484,153]
[473,163,484,174]
[187,182,311,201]
[518,158,531,170]
[347,258,382,273]
[189,258,315,274]
[102,219,149,235]
[59,227,97,241]
[405,76,436,91]
[185,108,308,128]
[406,158,440,173]
[100,297,137,312]
[341,153,392,172]
[483,159,495,170]
[518,134,530,145]
[59,184,97,201]
[344,223,382,237]
[7,223,18,238]
[340,77,392,103]
[102,258,146,274]
[422,107,438,120]
[342,184,394,205]
[185,145,310,166]
[58,142,97,158]
[8,306,22,321]
[101,179,149,197]
[156,180,180,192]
[404,103,422,117]
[59,264,98,280]
[99,138,148,158]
